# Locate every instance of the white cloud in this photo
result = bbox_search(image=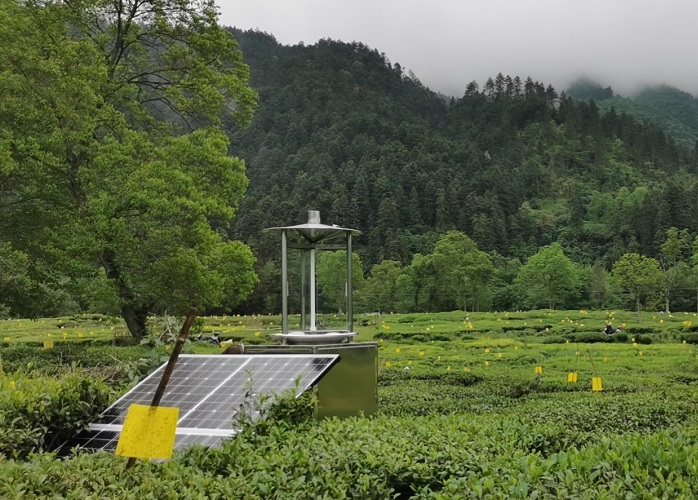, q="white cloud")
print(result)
[219,0,698,96]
